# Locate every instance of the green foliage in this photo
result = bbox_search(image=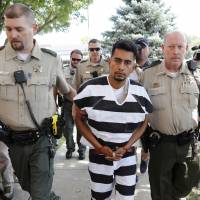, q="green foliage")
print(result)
[0,0,93,33]
[102,0,176,59]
